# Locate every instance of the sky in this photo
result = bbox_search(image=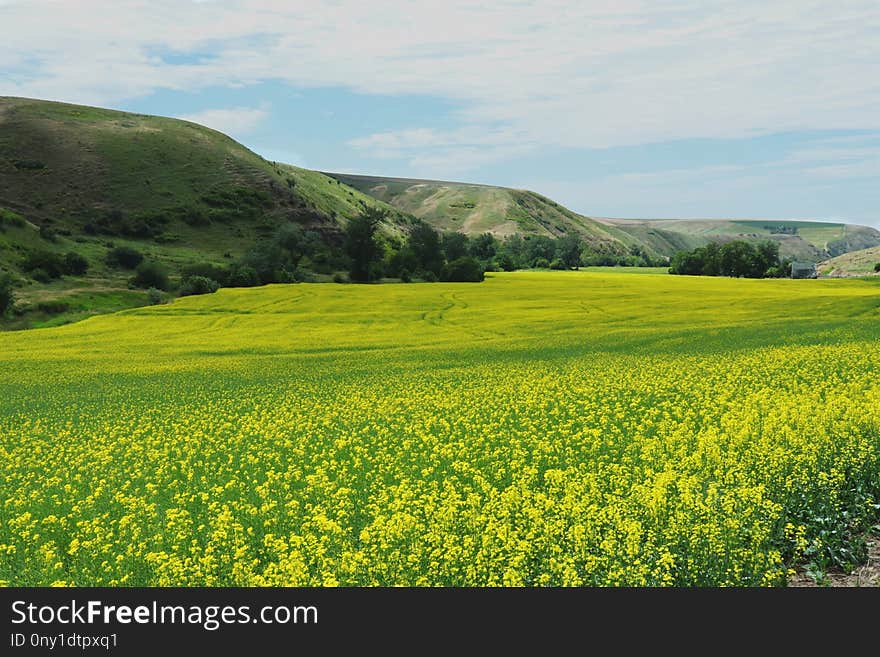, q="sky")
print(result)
[1,0,879,227]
